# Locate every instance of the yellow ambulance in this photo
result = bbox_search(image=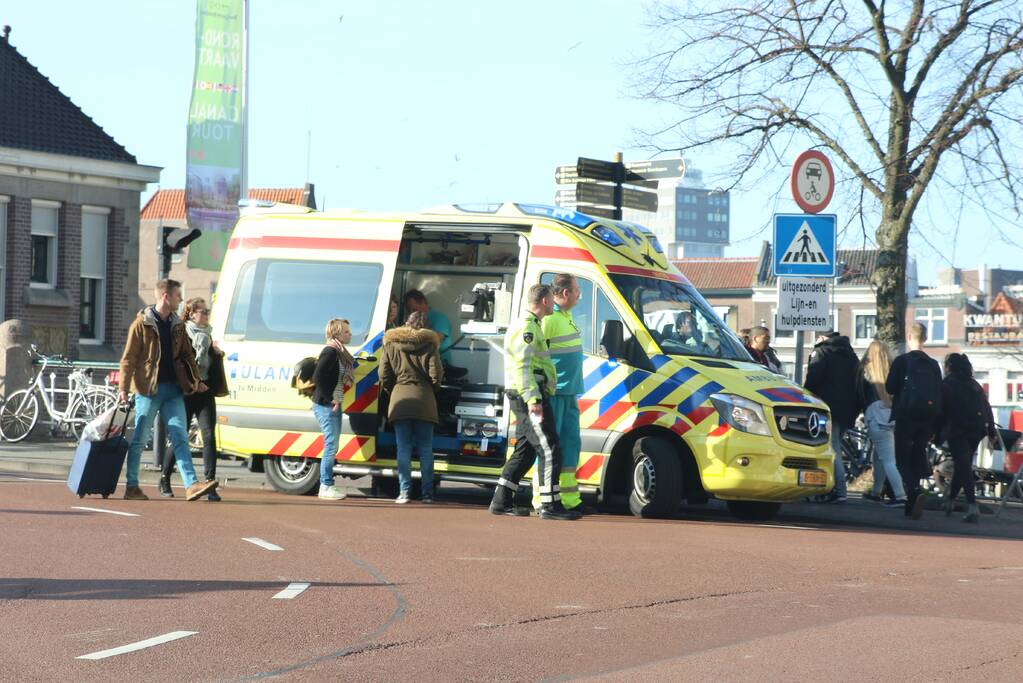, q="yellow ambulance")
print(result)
[209,202,834,519]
